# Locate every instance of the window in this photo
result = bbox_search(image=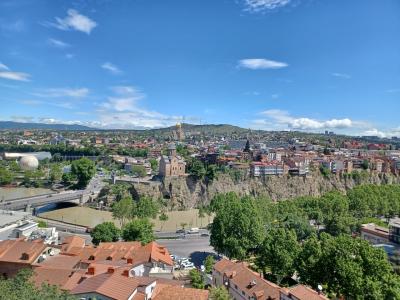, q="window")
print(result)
[242,291,245,296]
[235,284,238,289]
